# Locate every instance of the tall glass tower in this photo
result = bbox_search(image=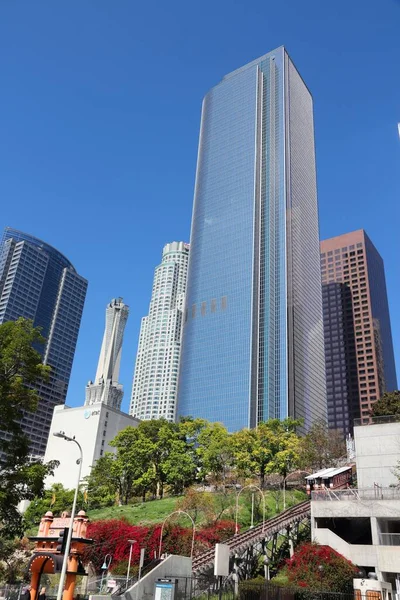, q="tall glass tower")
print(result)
[0,227,87,456]
[177,47,326,432]
[130,242,189,421]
